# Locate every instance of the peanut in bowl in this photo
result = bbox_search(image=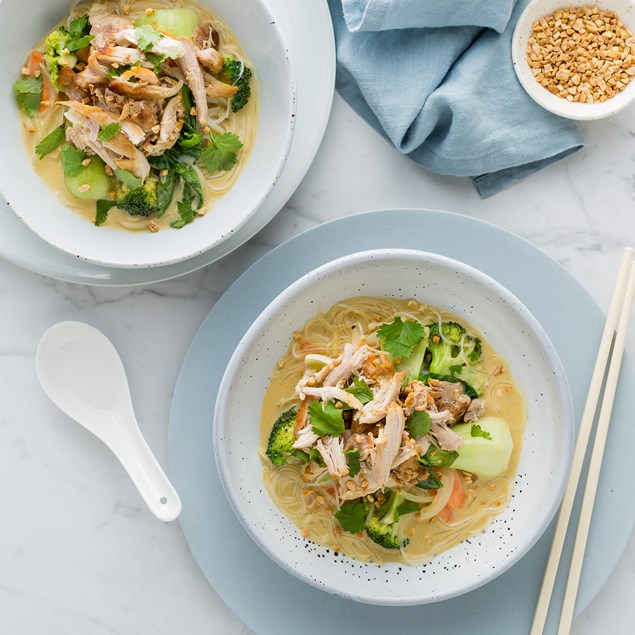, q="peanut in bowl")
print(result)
[512,0,635,120]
